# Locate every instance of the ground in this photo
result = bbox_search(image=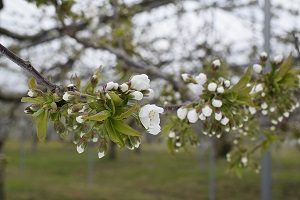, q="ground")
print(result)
[4,139,300,200]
